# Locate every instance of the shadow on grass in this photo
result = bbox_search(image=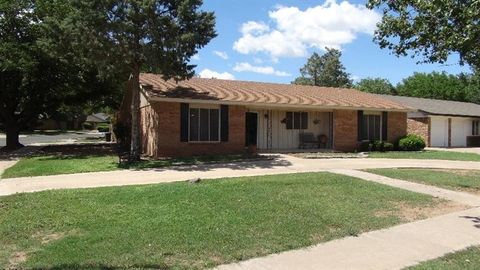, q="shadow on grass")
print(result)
[31,263,169,270]
[120,154,292,172]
